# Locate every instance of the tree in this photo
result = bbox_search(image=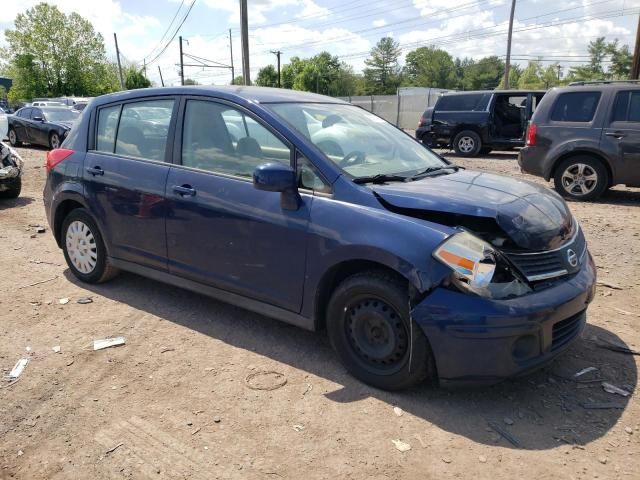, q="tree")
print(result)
[362,37,402,94]
[517,61,544,89]
[232,75,250,85]
[607,40,632,79]
[183,78,199,85]
[403,46,457,89]
[541,64,561,88]
[3,3,118,99]
[255,65,279,87]
[461,56,505,90]
[567,36,632,81]
[124,68,151,89]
